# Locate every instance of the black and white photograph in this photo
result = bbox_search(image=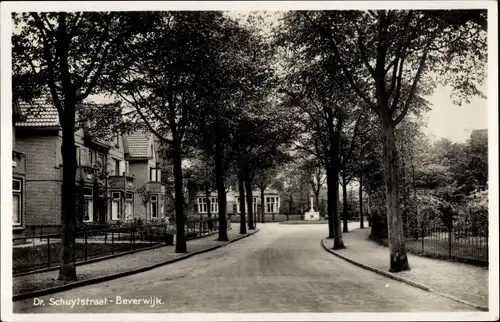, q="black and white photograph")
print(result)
[1,1,498,321]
